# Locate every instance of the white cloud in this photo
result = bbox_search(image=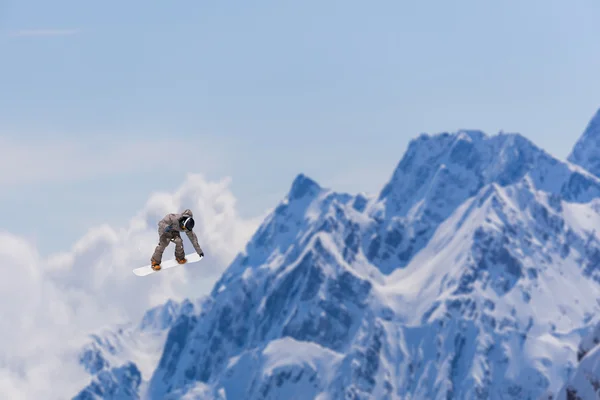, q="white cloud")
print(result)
[9,29,79,37]
[0,173,263,399]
